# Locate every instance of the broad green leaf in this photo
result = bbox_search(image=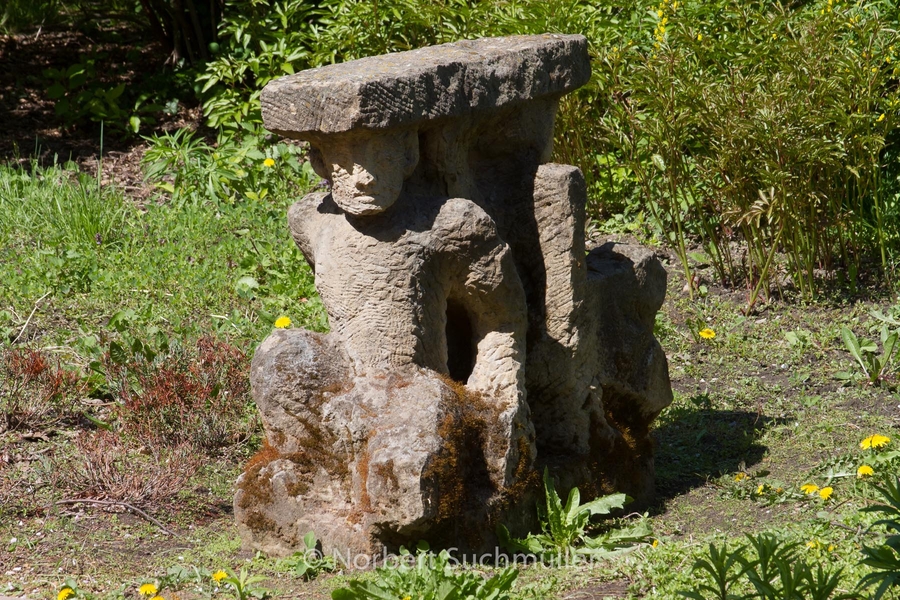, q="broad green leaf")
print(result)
[580,492,630,516]
[108,341,128,365]
[841,327,868,373]
[303,531,316,549]
[563,486,581,525]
